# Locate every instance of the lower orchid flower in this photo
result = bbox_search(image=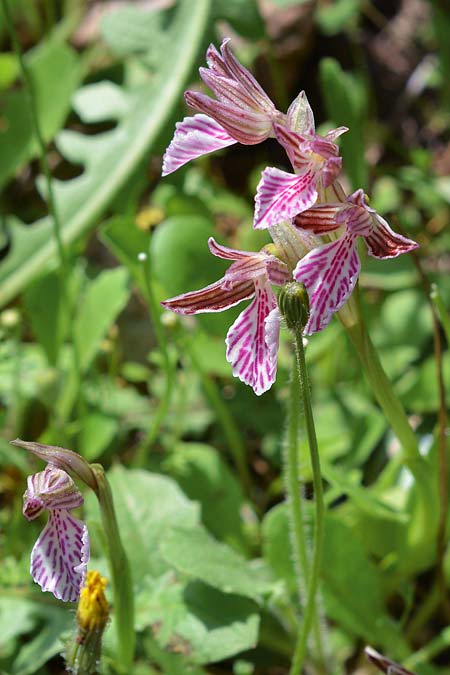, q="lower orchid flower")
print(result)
[23,465,90,602]
[161,237,290,395]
